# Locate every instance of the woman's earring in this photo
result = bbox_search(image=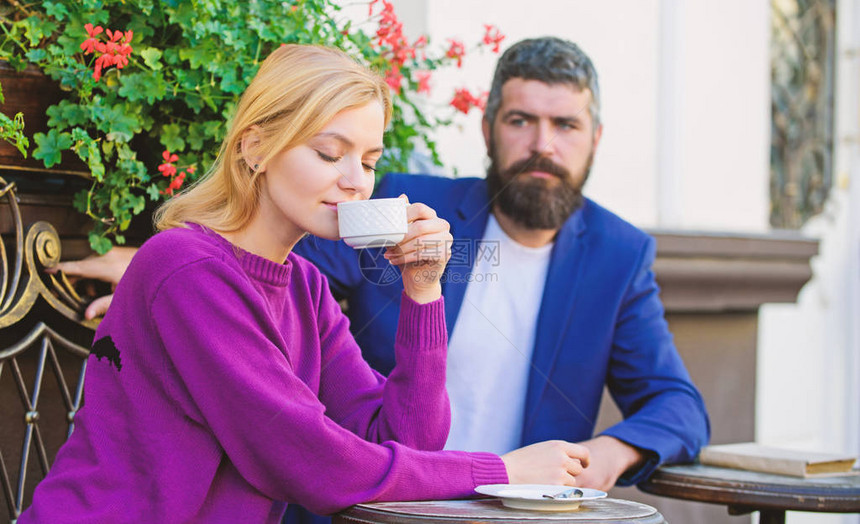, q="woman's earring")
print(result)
[253,163,259,171]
